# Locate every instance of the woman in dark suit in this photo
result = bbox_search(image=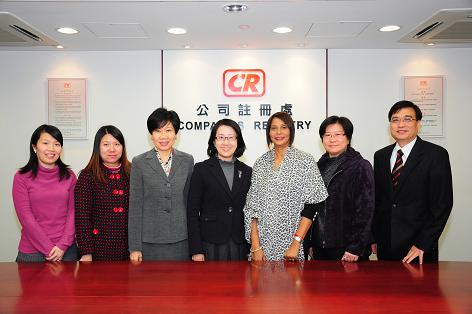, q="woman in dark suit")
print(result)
[128,108,194,261]
[187,119,252,261]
